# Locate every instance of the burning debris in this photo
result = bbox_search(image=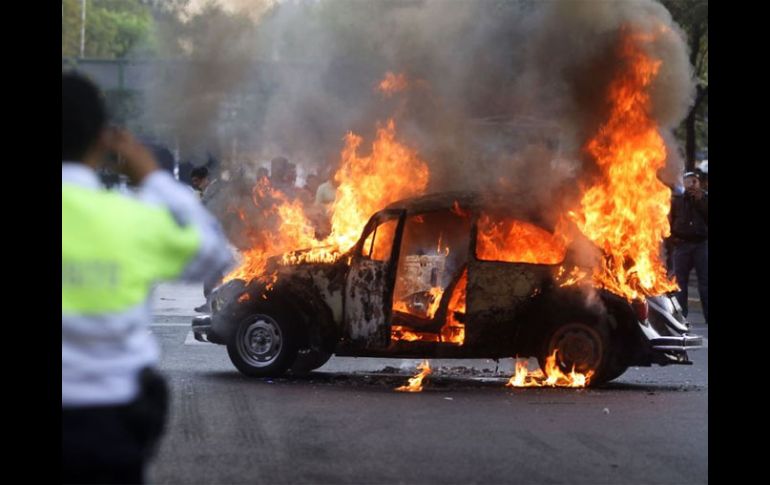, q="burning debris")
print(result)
[441,268,467,345]
[507,352,593,388]
[395,360,432,393]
